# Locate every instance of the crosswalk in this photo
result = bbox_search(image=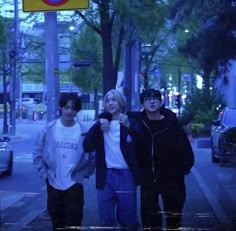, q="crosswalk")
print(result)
[0,176,99,230]
[14,153,33,163]
[0,191,47,231]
